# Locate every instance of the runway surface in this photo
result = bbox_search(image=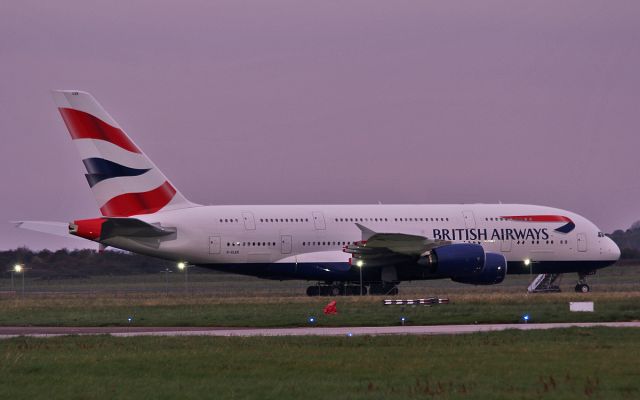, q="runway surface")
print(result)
[1,322,639,339]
